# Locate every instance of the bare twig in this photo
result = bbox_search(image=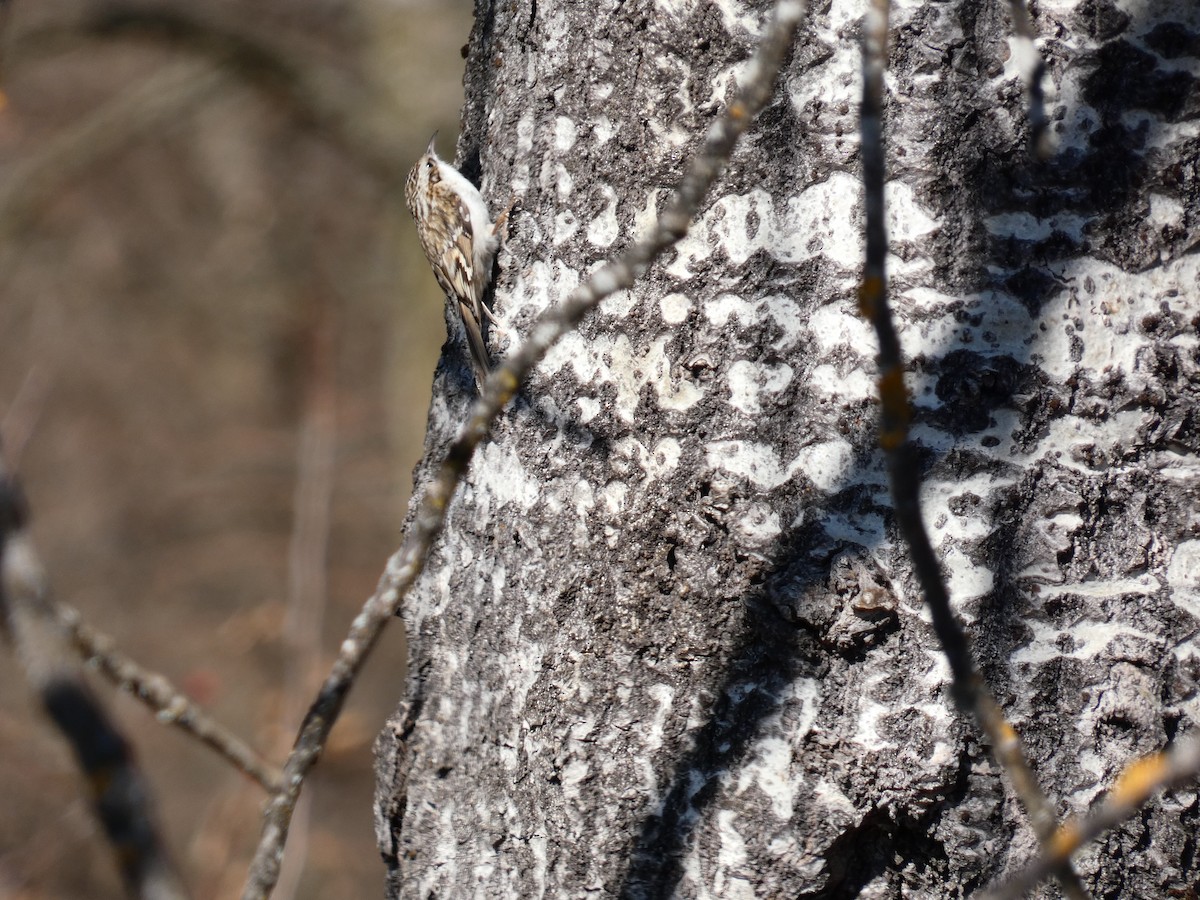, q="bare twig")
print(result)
[985,734,1200,899]
[57,601,284,794]
[856,3,1086,897]
[0,470,191,900]
[239,2,809,896]
[1006,0,1051,159]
